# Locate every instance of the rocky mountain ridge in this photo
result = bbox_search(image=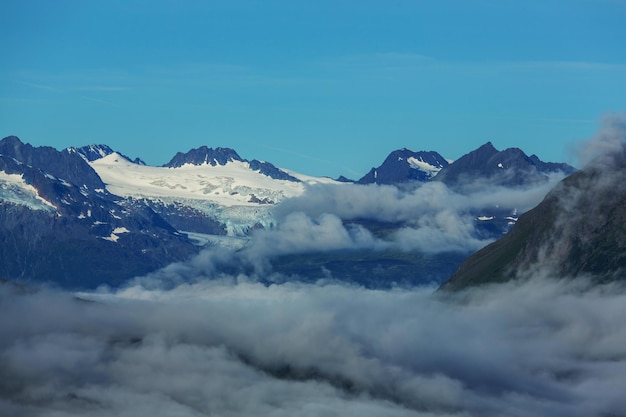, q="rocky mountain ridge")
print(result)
[164,145,301,182]
[0,135,577,289]
[441,146,626,291]
[68,144,146,165]
[432,141,576,188]
[358,149,450,184]
[0,137,198,288]
[354,142,575,188]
